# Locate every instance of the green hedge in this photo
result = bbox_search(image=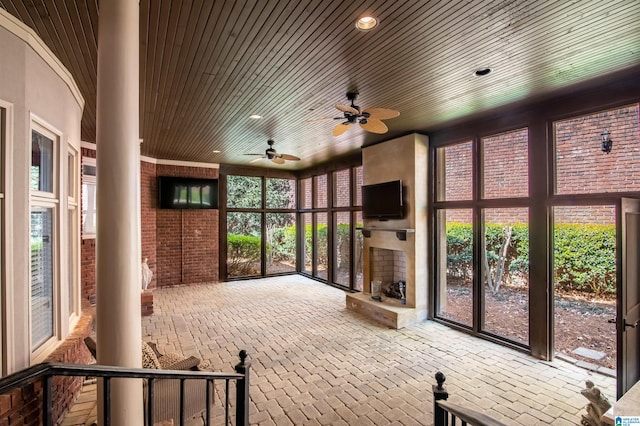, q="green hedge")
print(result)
[553,224,615,295]
[227,234,261,276]
[446,222,615,295]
